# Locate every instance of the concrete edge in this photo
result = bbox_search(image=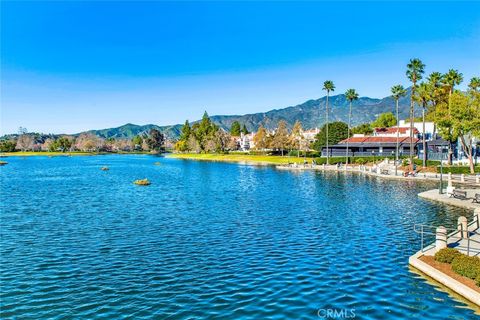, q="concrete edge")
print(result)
[418,190,480,211]
[409,251,480,307]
